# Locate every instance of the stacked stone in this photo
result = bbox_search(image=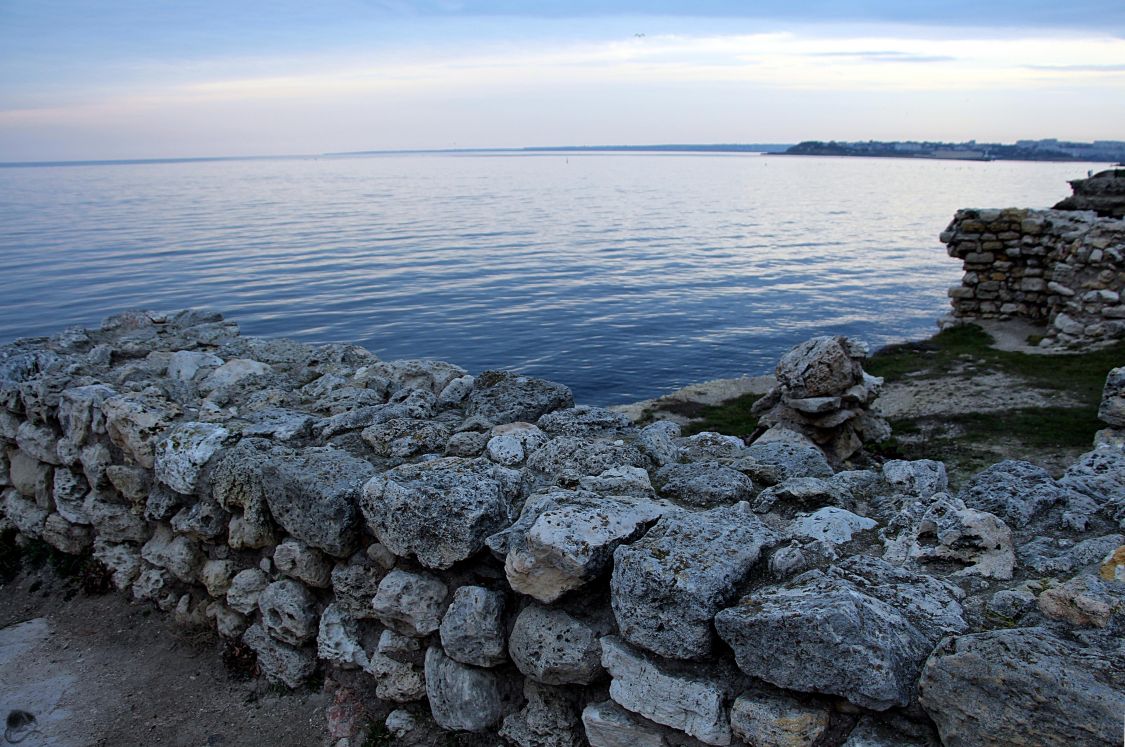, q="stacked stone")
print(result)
[1053,168,1125,219]
[2,310,1124,747]
[1096,367,1125,449]
[939,206,1125,347]
[750,336,890,464]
